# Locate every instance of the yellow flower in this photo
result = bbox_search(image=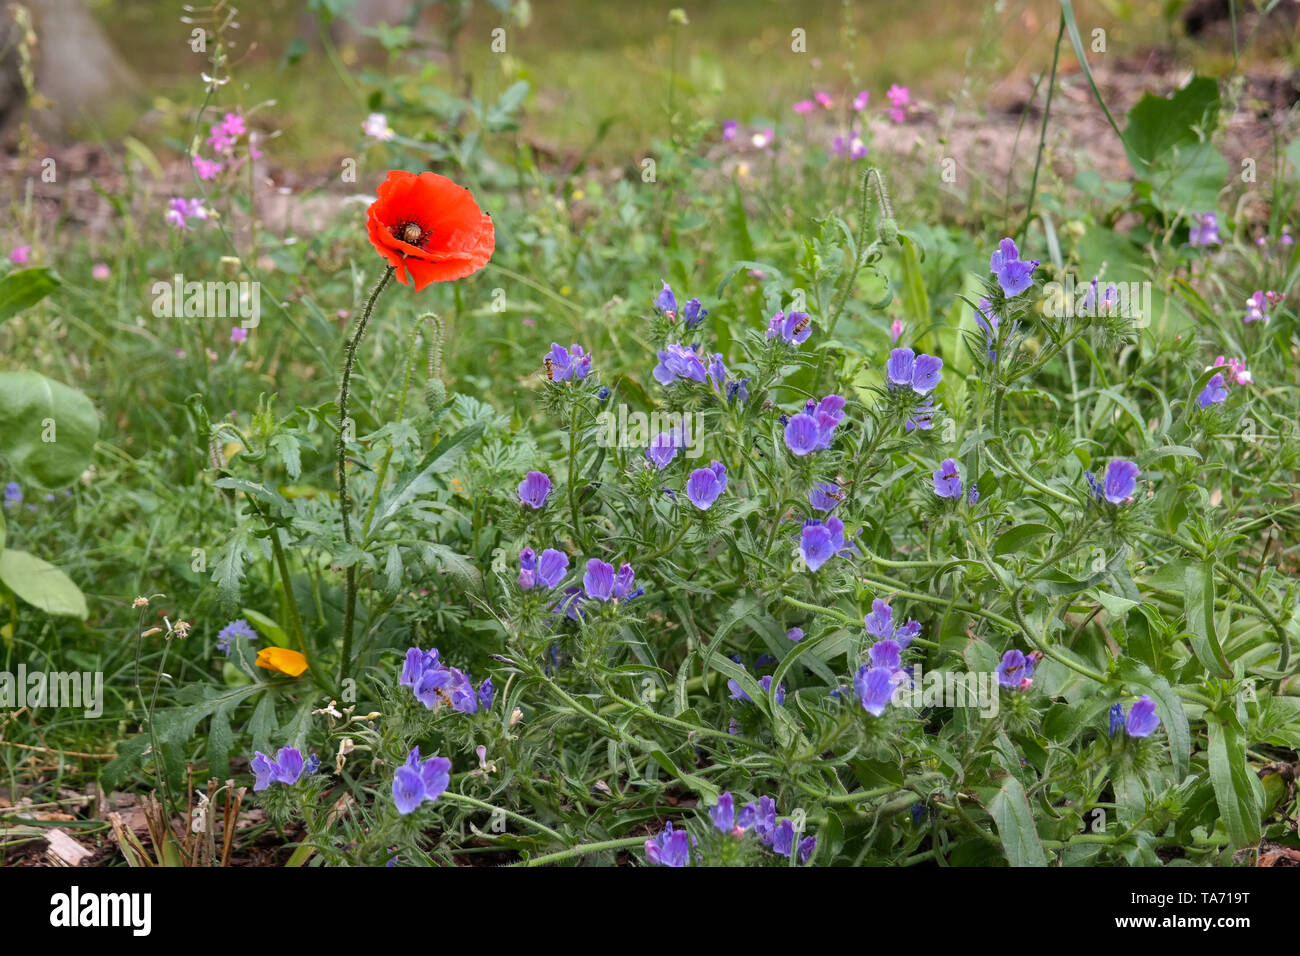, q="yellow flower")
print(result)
[255,647,308,677]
